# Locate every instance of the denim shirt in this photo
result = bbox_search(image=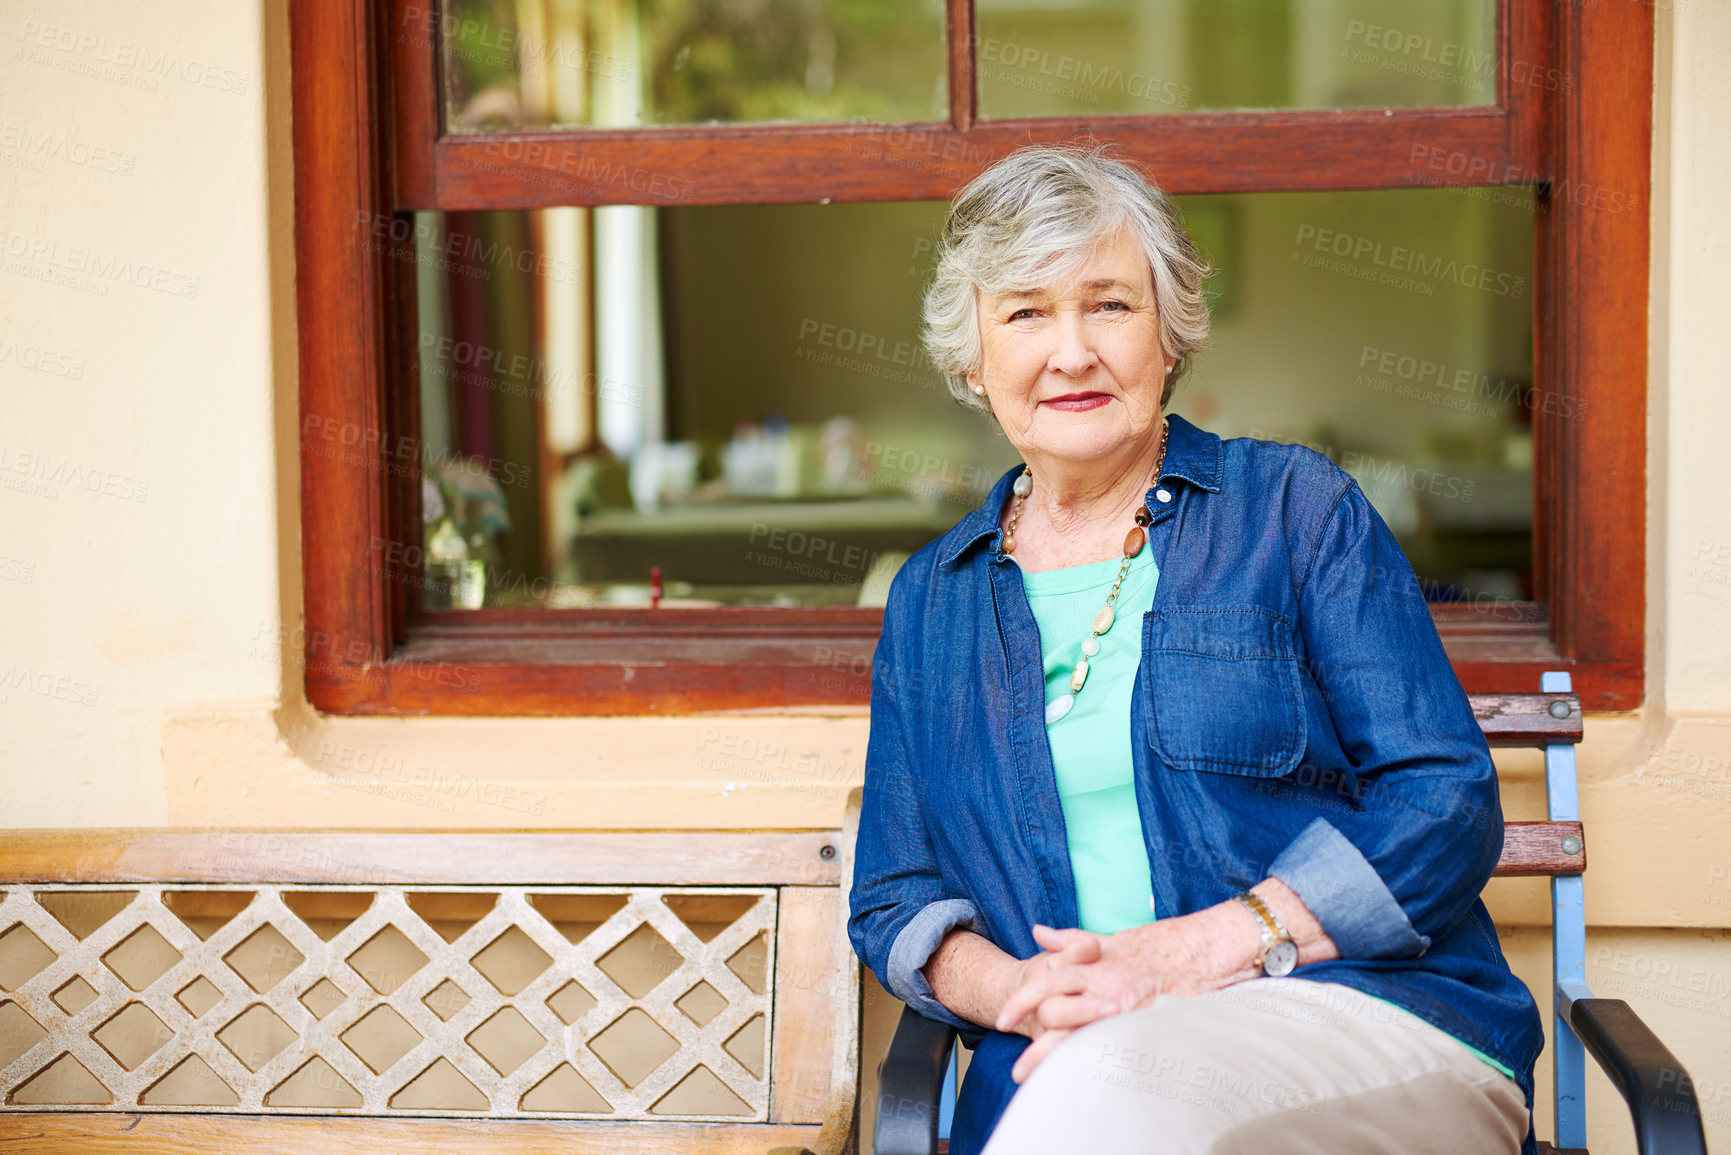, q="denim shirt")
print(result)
[848,415,1544,1154]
